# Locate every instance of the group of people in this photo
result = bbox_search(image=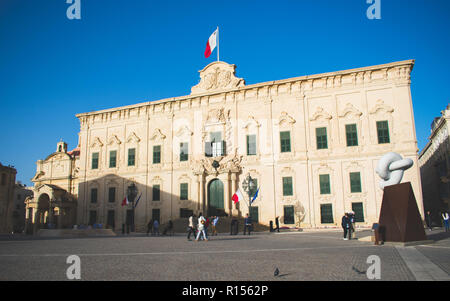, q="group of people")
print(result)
[187,213,220,241]
[146,219,174,236]
[341,211,356,240]
[425,210,450,232]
